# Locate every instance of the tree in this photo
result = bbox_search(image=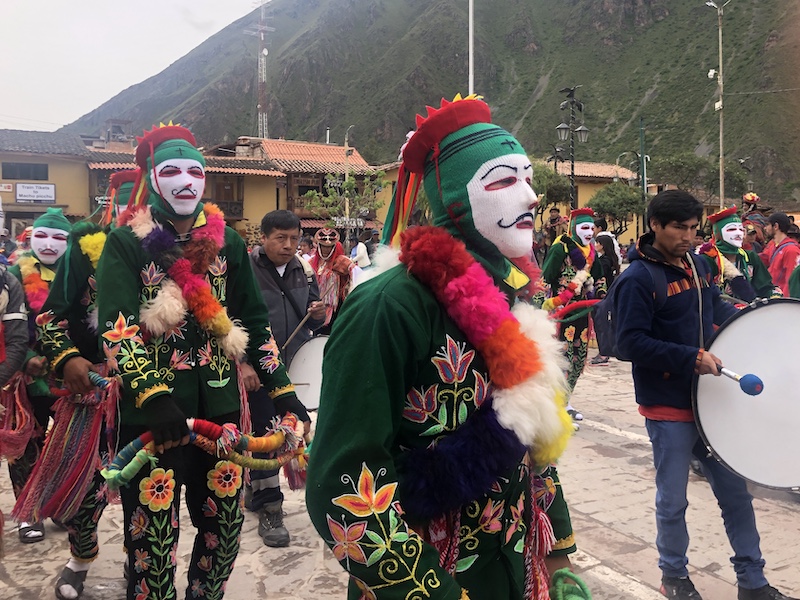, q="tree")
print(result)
[586,182,648,237]
[303,170,387,241]
[649,151,750,204]
[532,162,570,225]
